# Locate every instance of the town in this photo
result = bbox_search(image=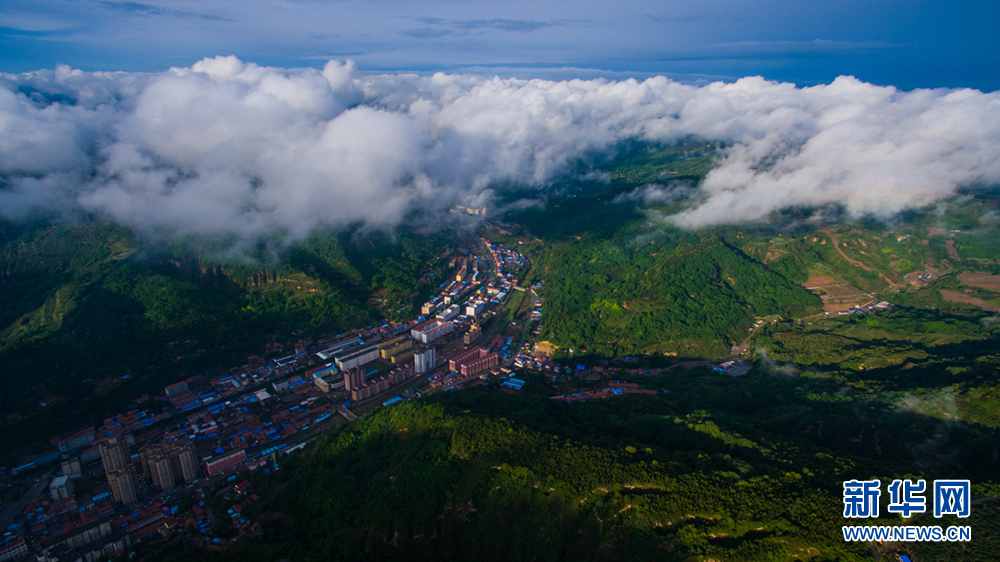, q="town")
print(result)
[0,228,679,562]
